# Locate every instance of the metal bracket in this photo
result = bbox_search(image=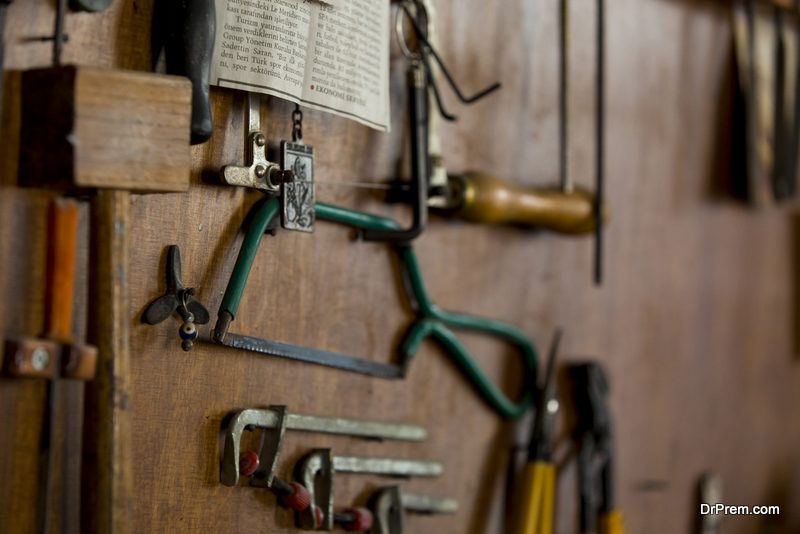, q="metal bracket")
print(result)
[298,449,335,530]
[221,93,291,193]
[296,449,443,531]
[220,406,427,487]
[2,338,96,380]
[369,486,458,534]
